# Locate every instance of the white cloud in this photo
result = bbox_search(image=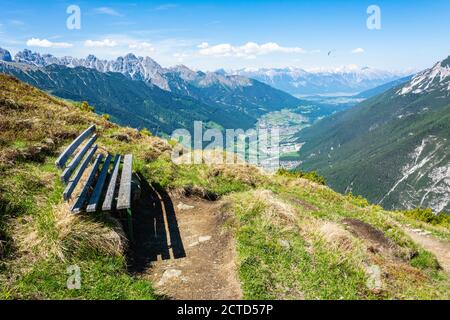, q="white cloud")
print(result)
[128,42,154,51]
[351,48,365,54]
[26,38,73,48]
[84,39,118,48]
[198,42,306,58]
[198,42,209,49]
[94,7,123,16]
